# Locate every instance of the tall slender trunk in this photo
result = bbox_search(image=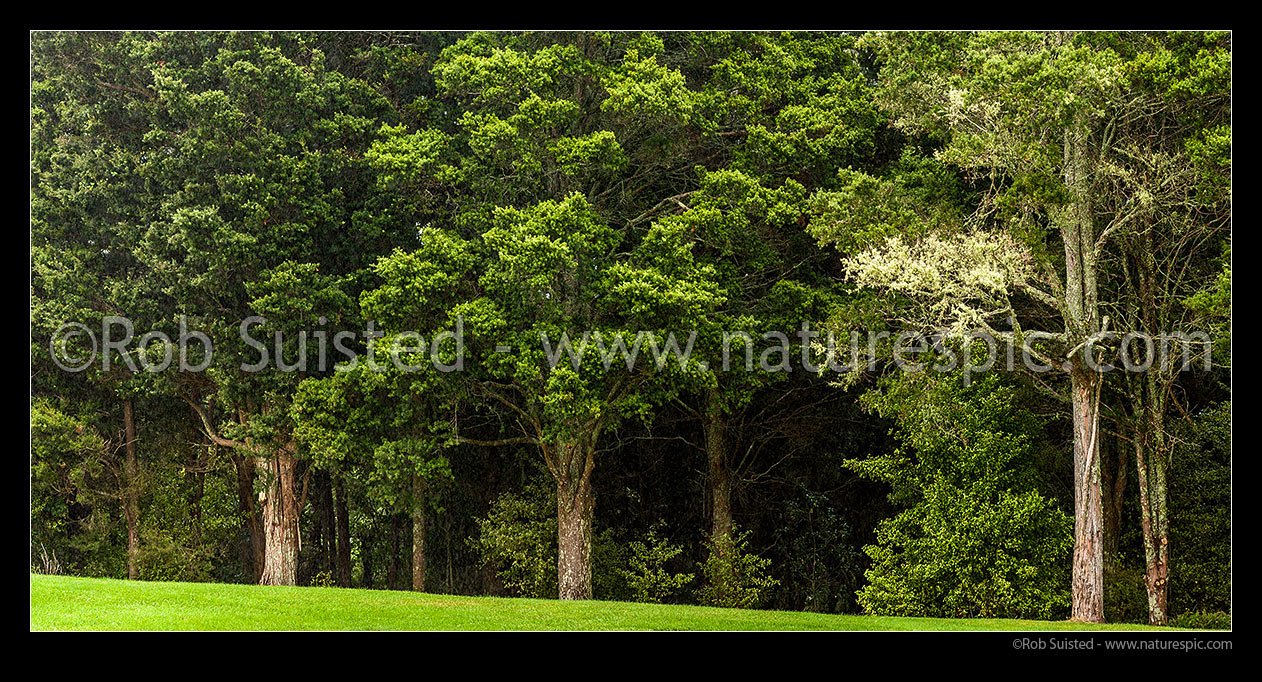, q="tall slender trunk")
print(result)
[704,389,733,551]
[1135,372,1170,625]
[334,474,353,587]
[362,521,376,589]
[1131,231,1171,627]
[258,441,299,586]
[317,471,335,575]
[555,441,595,600]
[1062,122,1105,623]
[122,397,139,580]
[1069,370,1105,622]
[387,513,402,590]
[412,473,426,592]
[448,506,459,594]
